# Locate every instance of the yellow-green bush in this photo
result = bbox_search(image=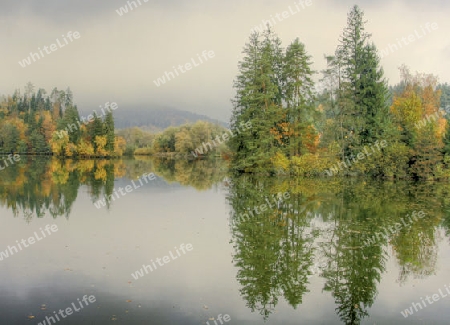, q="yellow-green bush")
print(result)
[291,153,332,177]
[134,147,153,155]
[271,151,290,174]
